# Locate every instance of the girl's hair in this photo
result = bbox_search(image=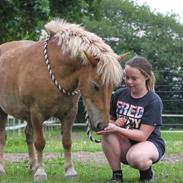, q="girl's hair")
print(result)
[125,56,155,91]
